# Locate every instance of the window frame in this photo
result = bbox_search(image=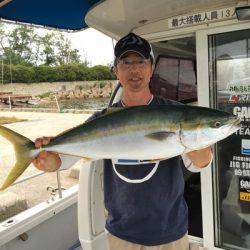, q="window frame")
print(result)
[196,22,250,250]
[151,54,197,104]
